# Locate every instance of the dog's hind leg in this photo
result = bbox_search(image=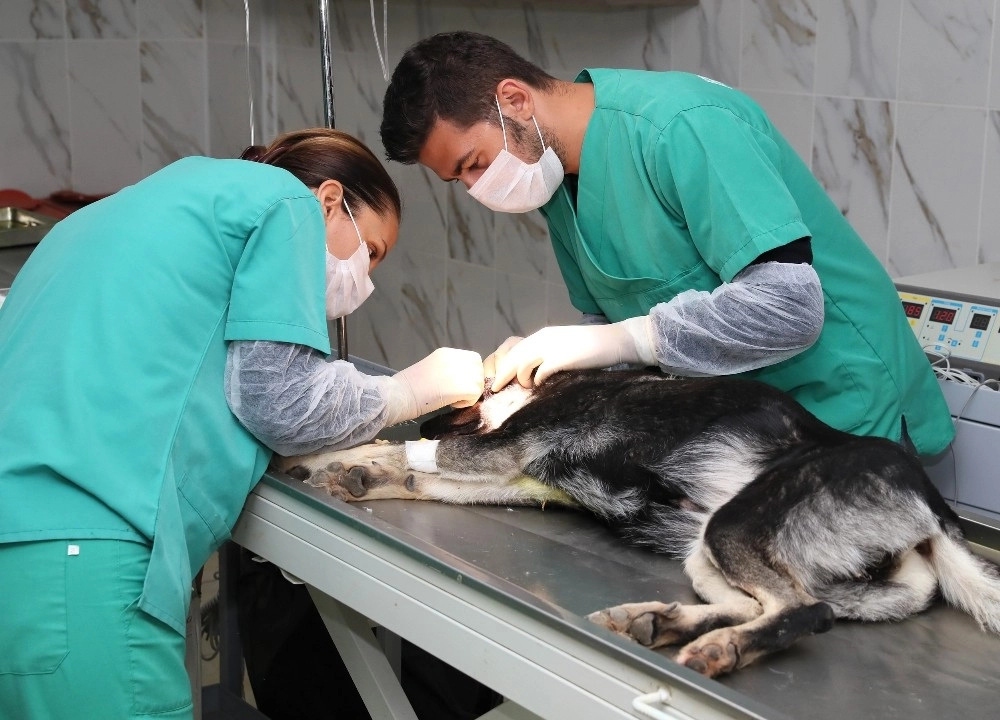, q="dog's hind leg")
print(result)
[673,512,836,677]
[818,544,938,621]
[588,541,763,648]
